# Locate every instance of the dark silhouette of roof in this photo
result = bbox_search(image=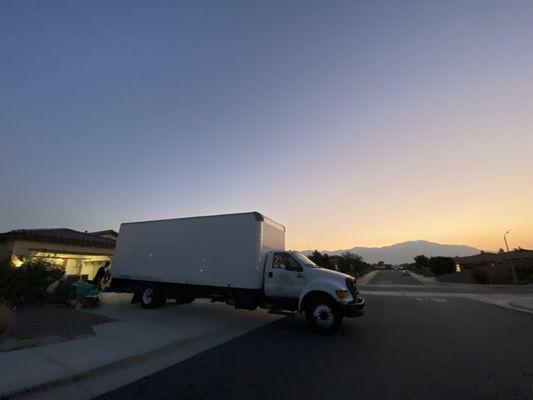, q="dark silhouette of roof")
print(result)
[456,249,533,265]
[0,228,116,248]
[90,229,119,238]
